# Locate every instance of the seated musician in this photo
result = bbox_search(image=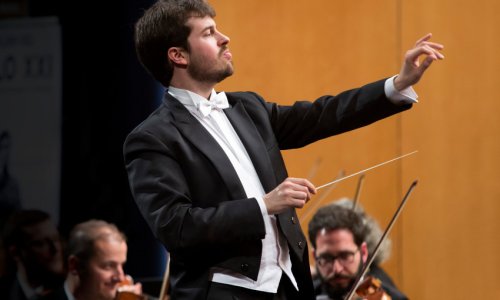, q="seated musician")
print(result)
[308,202,408,300]
[0,209,65,300]
[41,219,148,300]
